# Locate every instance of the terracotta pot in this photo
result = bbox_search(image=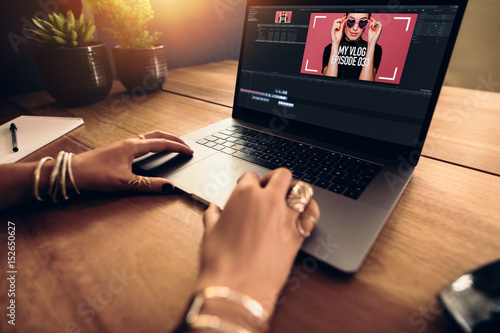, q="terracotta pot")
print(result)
[112,45,167,94]
[33,42,113,107]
